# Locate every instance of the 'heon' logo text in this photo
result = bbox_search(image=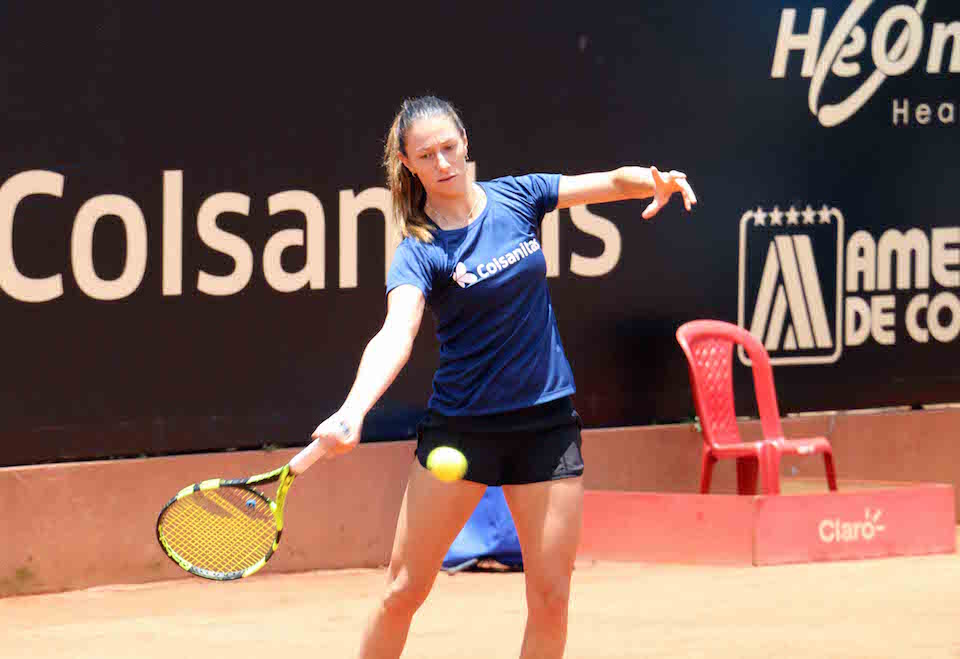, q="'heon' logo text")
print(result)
[819,508,886,543]
[771,1,960,127]
[738,205,845,365]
